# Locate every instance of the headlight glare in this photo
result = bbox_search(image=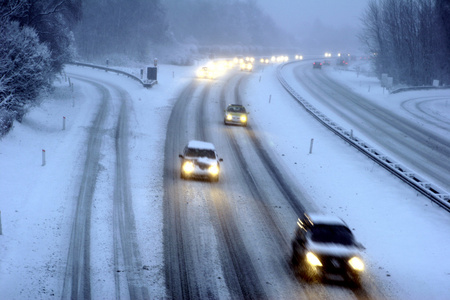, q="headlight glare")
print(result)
[349,257,364,271]
[226,114,233,121]
[182,161,195,174]
[306,252,322,266]
[209,164,219,175]
[240,115,247,122]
